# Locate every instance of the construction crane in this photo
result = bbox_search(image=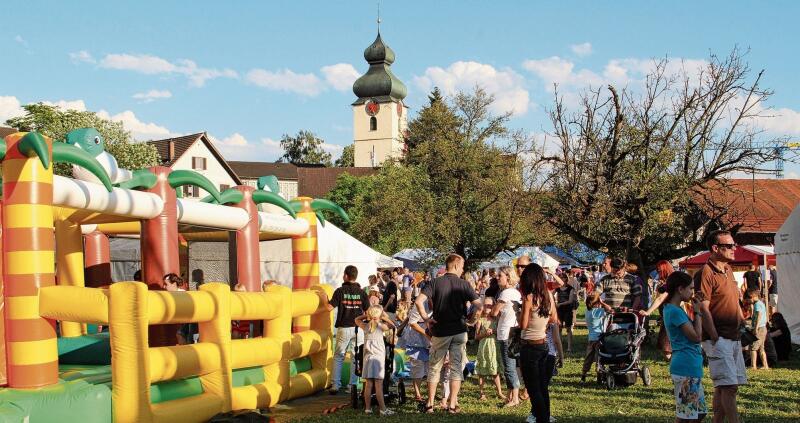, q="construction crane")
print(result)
[729,140,800,179]
[759,140,800,179]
